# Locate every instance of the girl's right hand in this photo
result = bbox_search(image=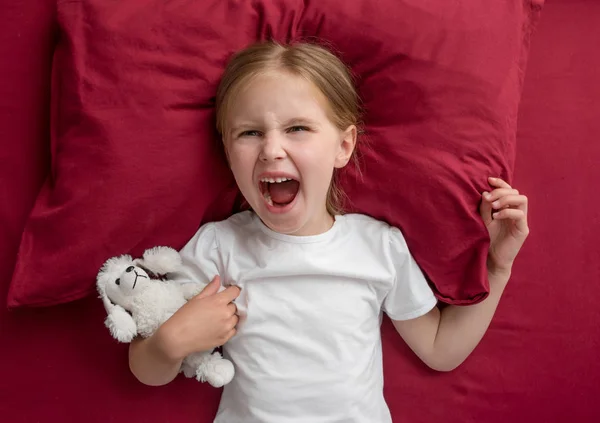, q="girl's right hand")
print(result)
[154,276,240,361]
